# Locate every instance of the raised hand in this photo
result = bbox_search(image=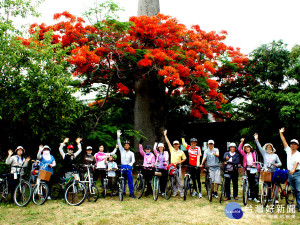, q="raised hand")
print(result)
[117,130,122,137]
[240,138,245,143]
[8,149,13,156]
[26,156,31,162]
[75,137,82,144]
[139,138,144,144]
[116,144,119,149]
[163,130,167,136]
[254,133,258,140]
[63,138,69,144]
[279,127,285,133]
[39,145,43,151]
